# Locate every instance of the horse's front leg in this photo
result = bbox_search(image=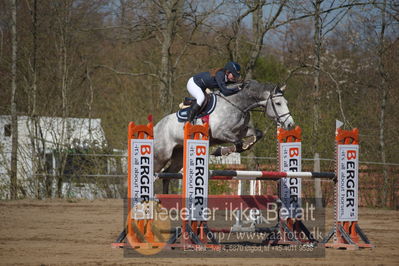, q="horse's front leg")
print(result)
[210,128,240,156]
[212,127,263,156]
[241,126,264,151]
[229,126,264,153]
